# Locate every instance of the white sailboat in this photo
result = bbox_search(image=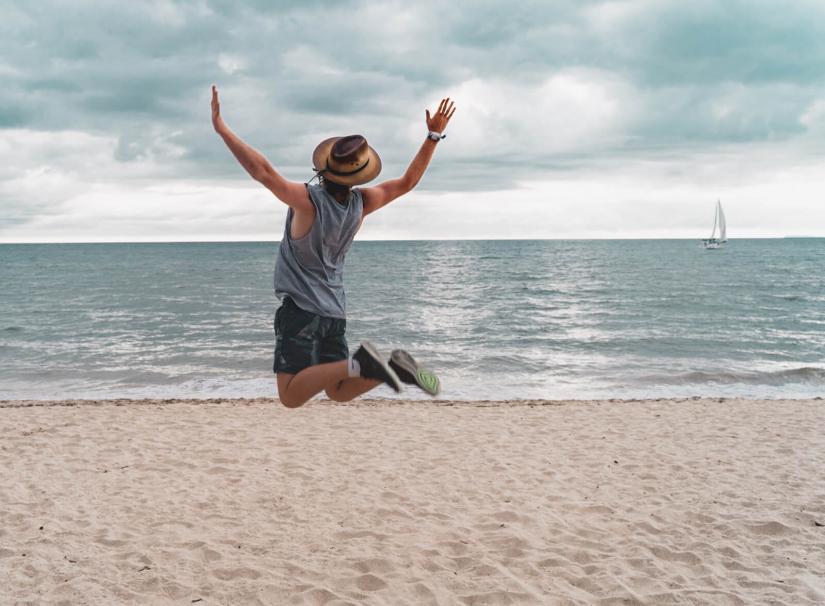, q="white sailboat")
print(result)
[702,200,727,249]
